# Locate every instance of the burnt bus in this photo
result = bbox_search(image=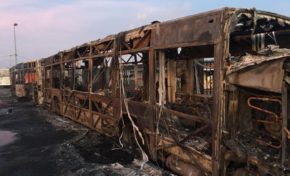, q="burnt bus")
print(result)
[17,8,290,175]
[9,61,39,101]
